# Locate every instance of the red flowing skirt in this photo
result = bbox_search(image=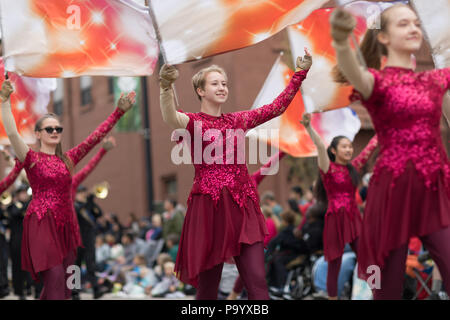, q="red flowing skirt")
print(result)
[323,205,362,262]
[174,188,268,288]
[358,162,450,280]
[21,211,82,281]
